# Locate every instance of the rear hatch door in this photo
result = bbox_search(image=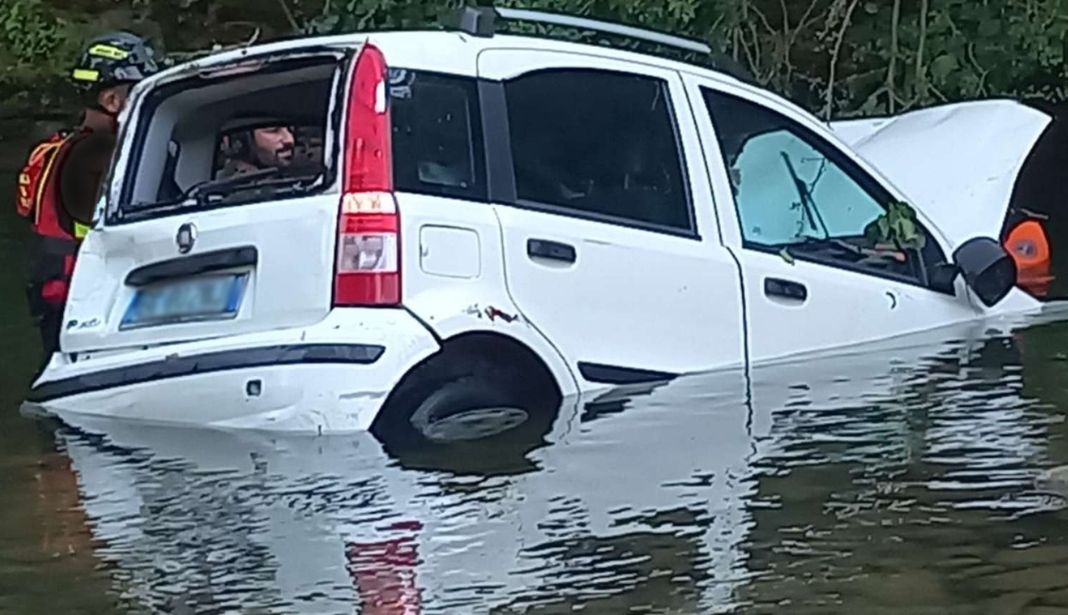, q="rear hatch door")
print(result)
[62,46,353,354]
